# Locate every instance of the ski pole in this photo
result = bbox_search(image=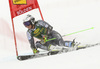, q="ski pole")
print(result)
[45,27,94,42]
[62,27,94,37]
